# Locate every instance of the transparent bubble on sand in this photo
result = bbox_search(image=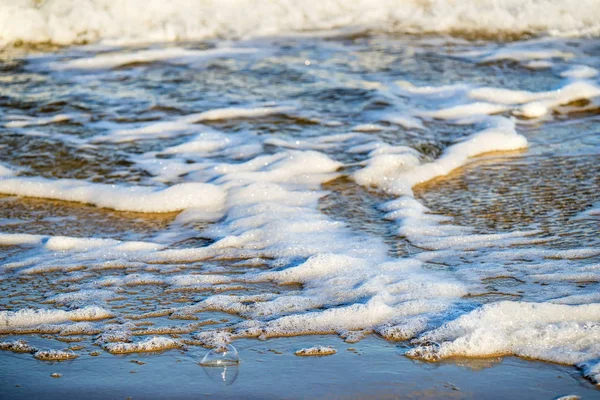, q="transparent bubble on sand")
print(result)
[200,344,239,367]
[202,365,239,386]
